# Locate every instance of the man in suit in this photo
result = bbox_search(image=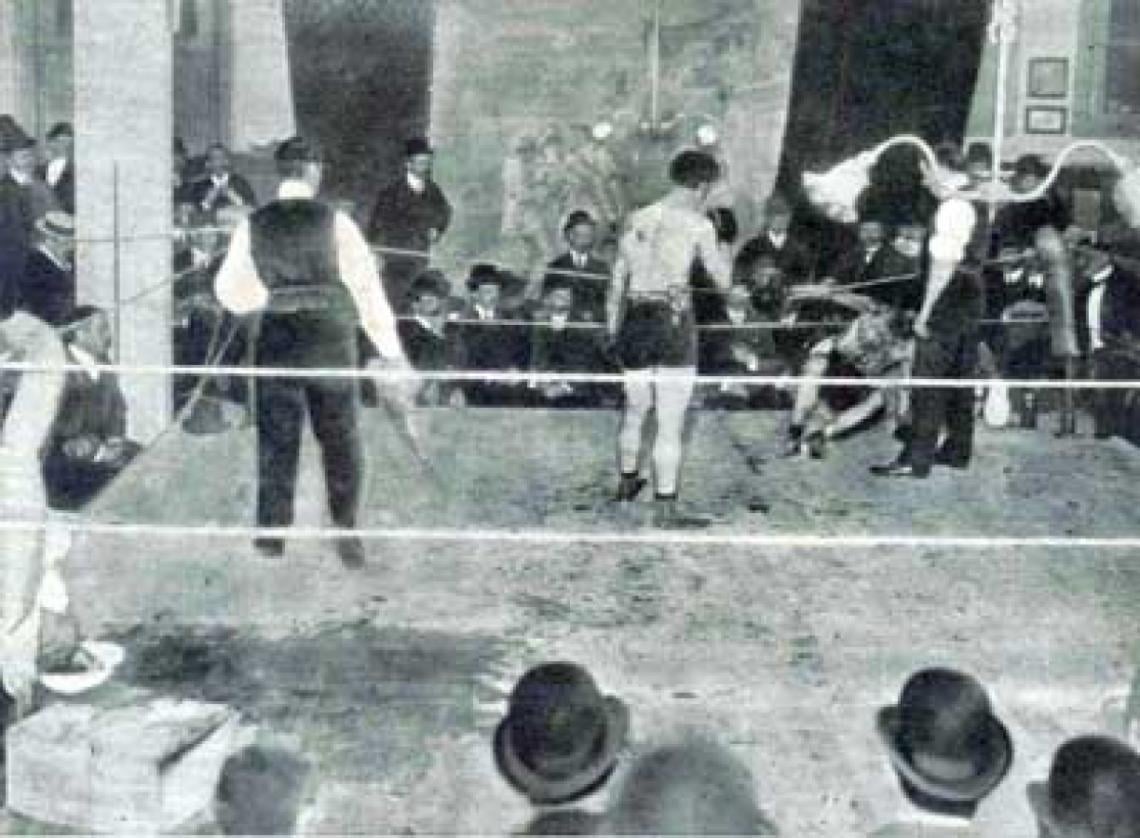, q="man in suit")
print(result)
[541,210,611,322]
[733,191,813,285]
[830,218,890,287]
[528,275,609,408]
[20,211,75,326]
[1074,246,1140,440]
[398,269,457,406]
[42,306,140,510]
[6,134,56,223]
[0,119,34,313]
[873,199,985,478]
[367,137,452,313]
[451,263,529,406]
[214,136,413,568]
[186,143,258,220]
[41,122,74,215]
